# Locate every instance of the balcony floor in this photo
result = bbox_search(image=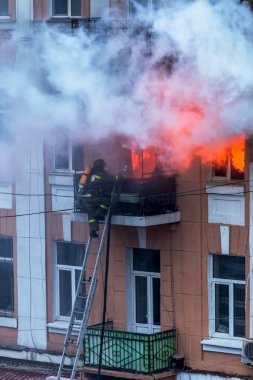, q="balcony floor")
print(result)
[71,211,181,227]
[79,367,176,380]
